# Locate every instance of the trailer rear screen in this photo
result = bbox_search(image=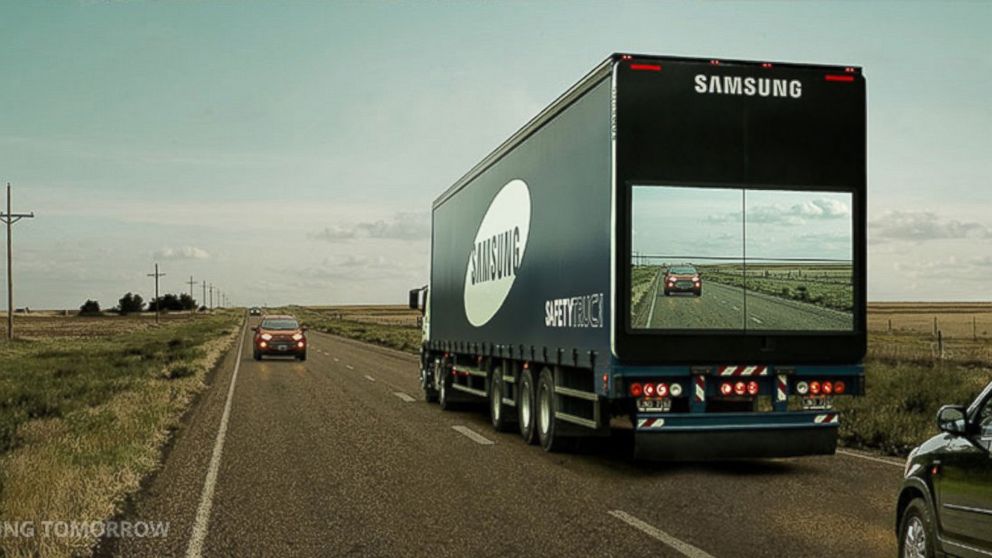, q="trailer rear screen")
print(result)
[629,185,854,332]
